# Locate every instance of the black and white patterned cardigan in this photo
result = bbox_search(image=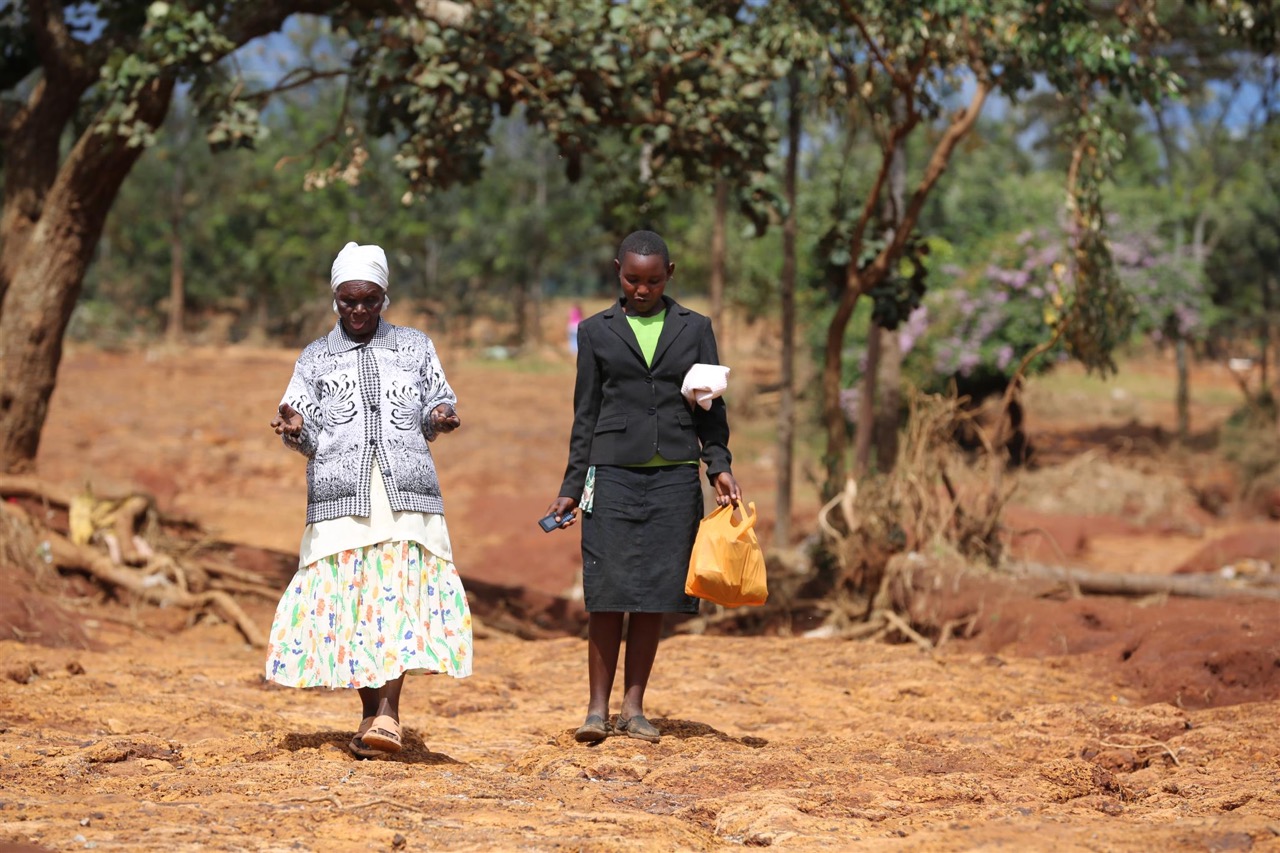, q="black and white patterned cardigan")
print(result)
[279,319,457,524]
